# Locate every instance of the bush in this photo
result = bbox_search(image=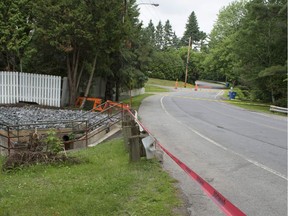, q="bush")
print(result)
[149,71,166,80]
[274,98,288,108]
[234,88,249,100]
[44,129,64,154]
[2,152,80,171]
